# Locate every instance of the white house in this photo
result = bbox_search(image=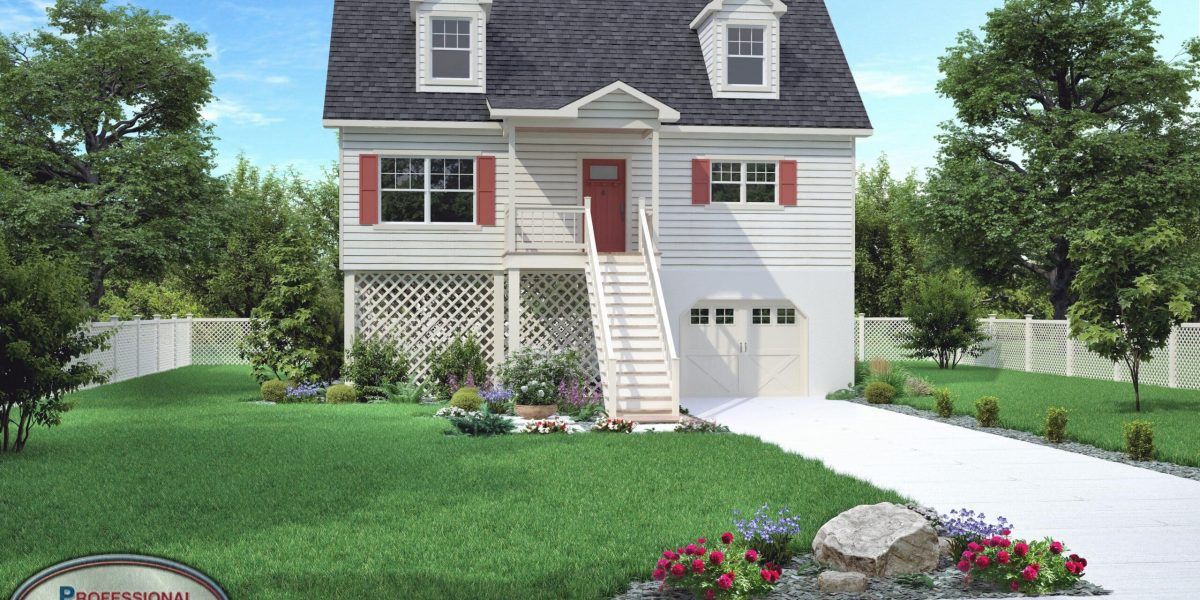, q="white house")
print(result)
[324,0,871,421]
